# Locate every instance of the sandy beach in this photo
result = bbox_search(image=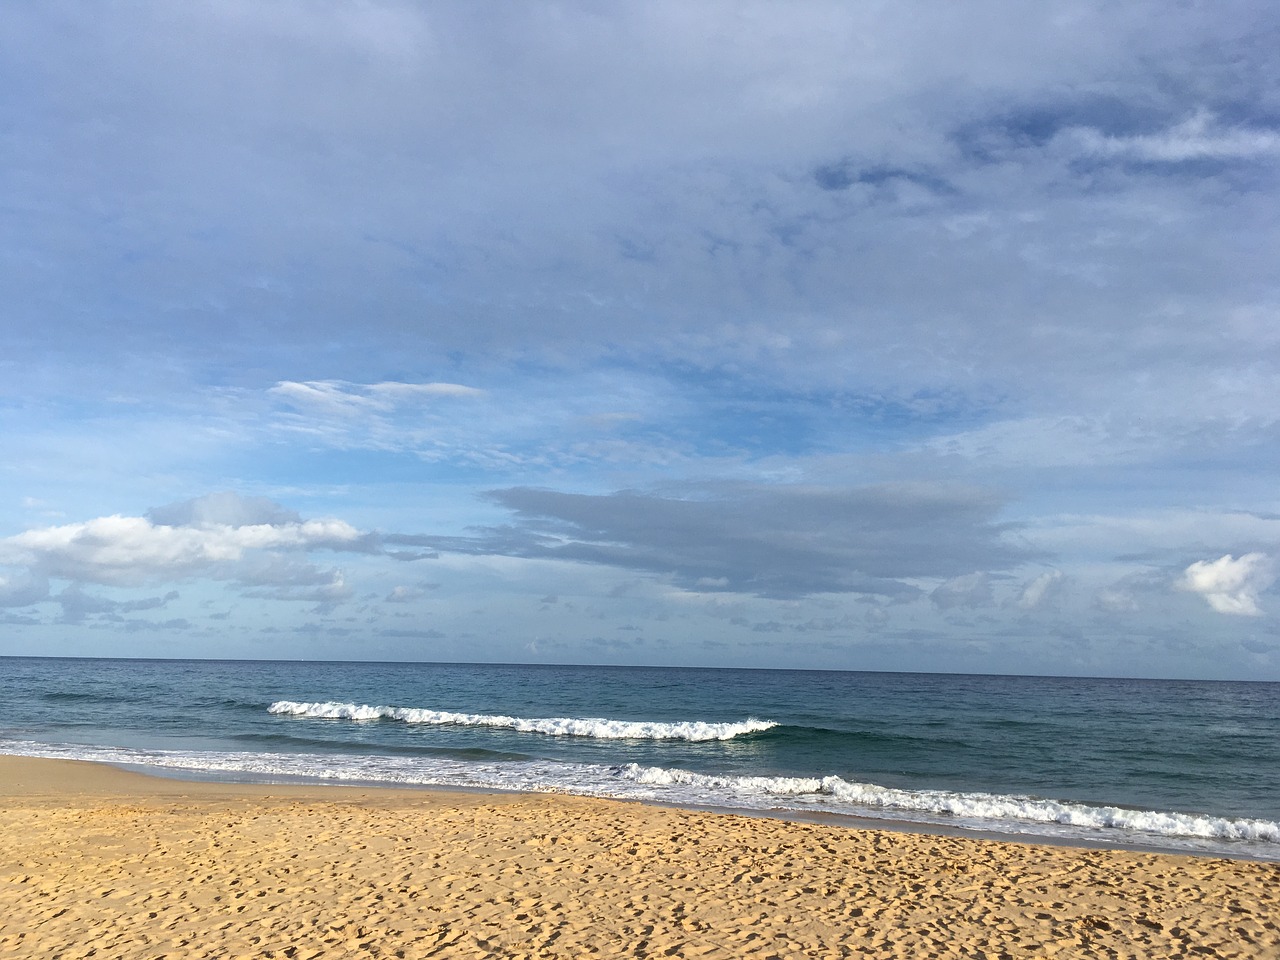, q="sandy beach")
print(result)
[0,757,1276,959]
